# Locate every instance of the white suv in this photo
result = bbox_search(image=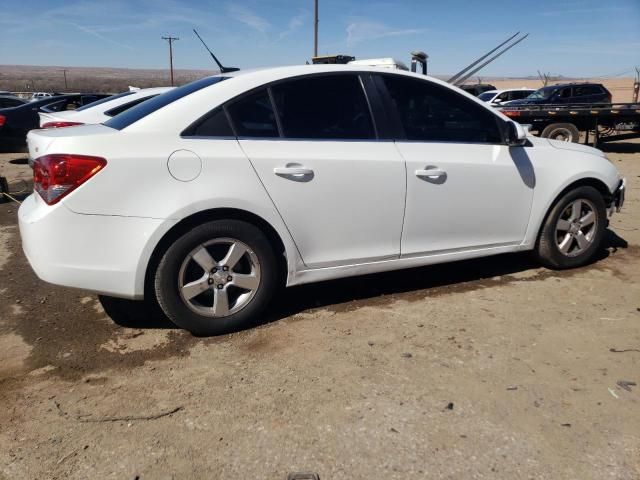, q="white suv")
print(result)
[21,65,625,335]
